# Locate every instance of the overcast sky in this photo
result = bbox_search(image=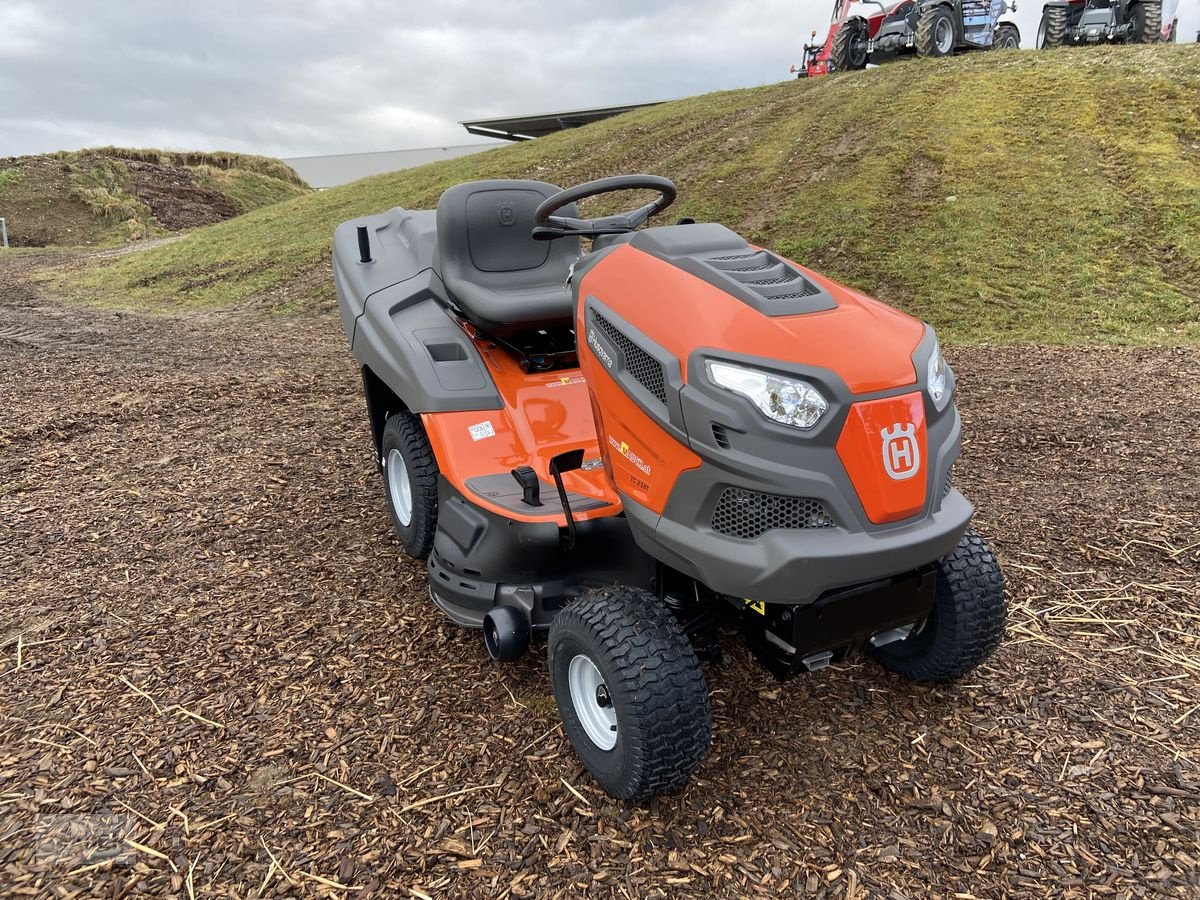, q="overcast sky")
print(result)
[2,0,1197,159]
